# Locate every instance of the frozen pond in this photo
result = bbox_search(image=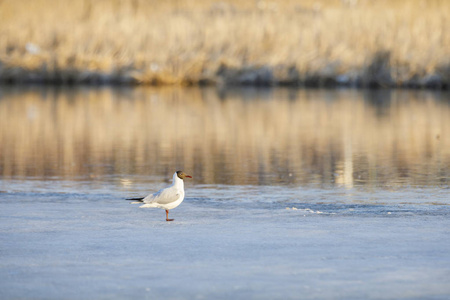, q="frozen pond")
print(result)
[1,87,450,299]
